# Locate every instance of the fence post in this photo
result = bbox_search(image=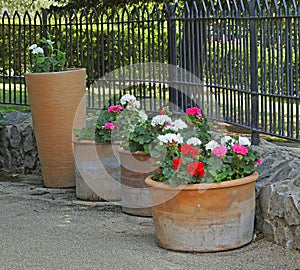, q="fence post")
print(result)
[41,9,48,37]
[166,4,178,109]
[248,1,260,145]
